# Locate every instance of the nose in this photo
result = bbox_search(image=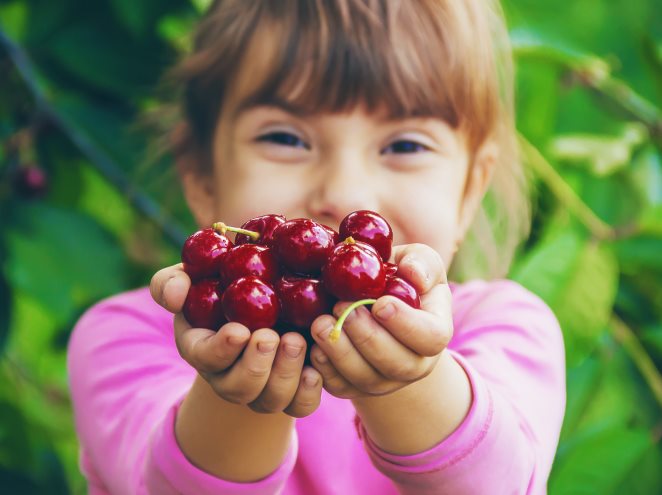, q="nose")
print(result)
[305,149,380,229]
